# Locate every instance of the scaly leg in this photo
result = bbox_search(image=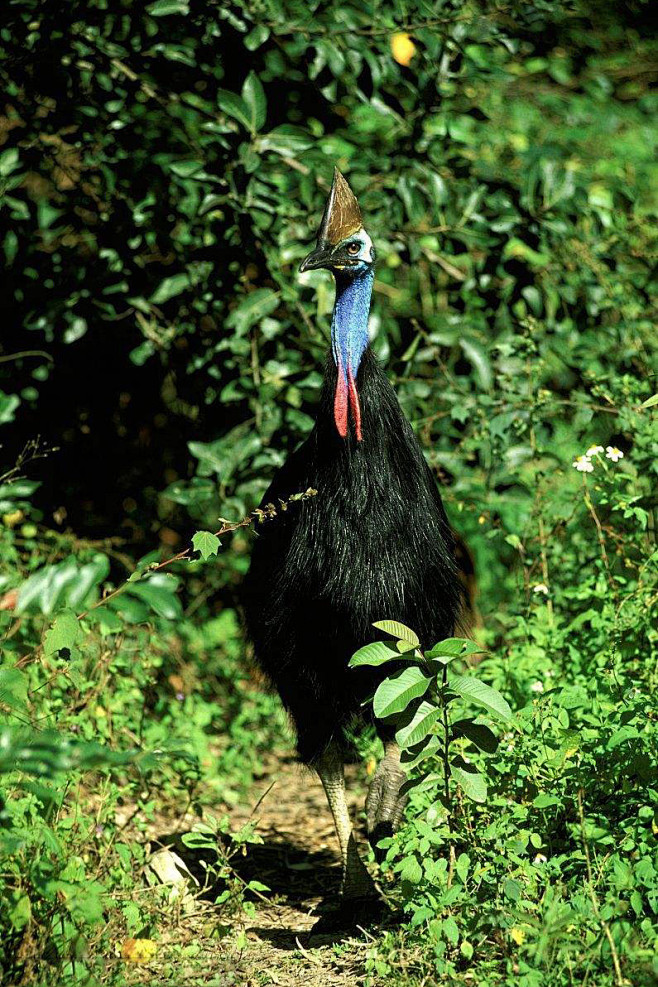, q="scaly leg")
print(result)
[366,739,407,855]
[316,742,377,899]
